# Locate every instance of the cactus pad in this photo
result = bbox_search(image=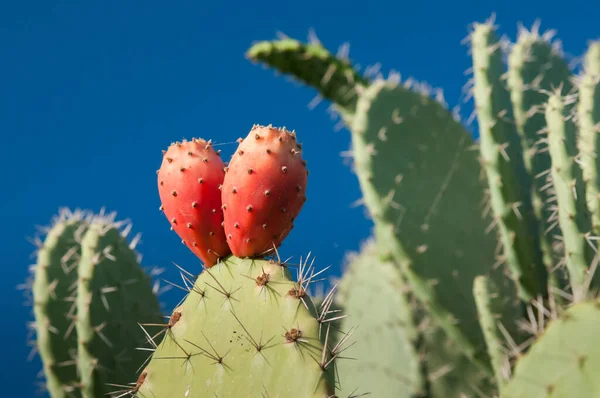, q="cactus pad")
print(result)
[135,256,338,397]
[502,300,600,398]
[76,215,164,397]
[246,37,368,114]
[29,209,164,398]
[335,239,423,398]
[32,211,89,397]
[350,77,501,366]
